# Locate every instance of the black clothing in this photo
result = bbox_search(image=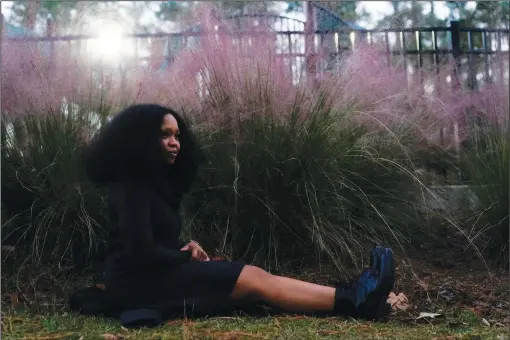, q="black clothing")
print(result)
[104,179,245,311]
